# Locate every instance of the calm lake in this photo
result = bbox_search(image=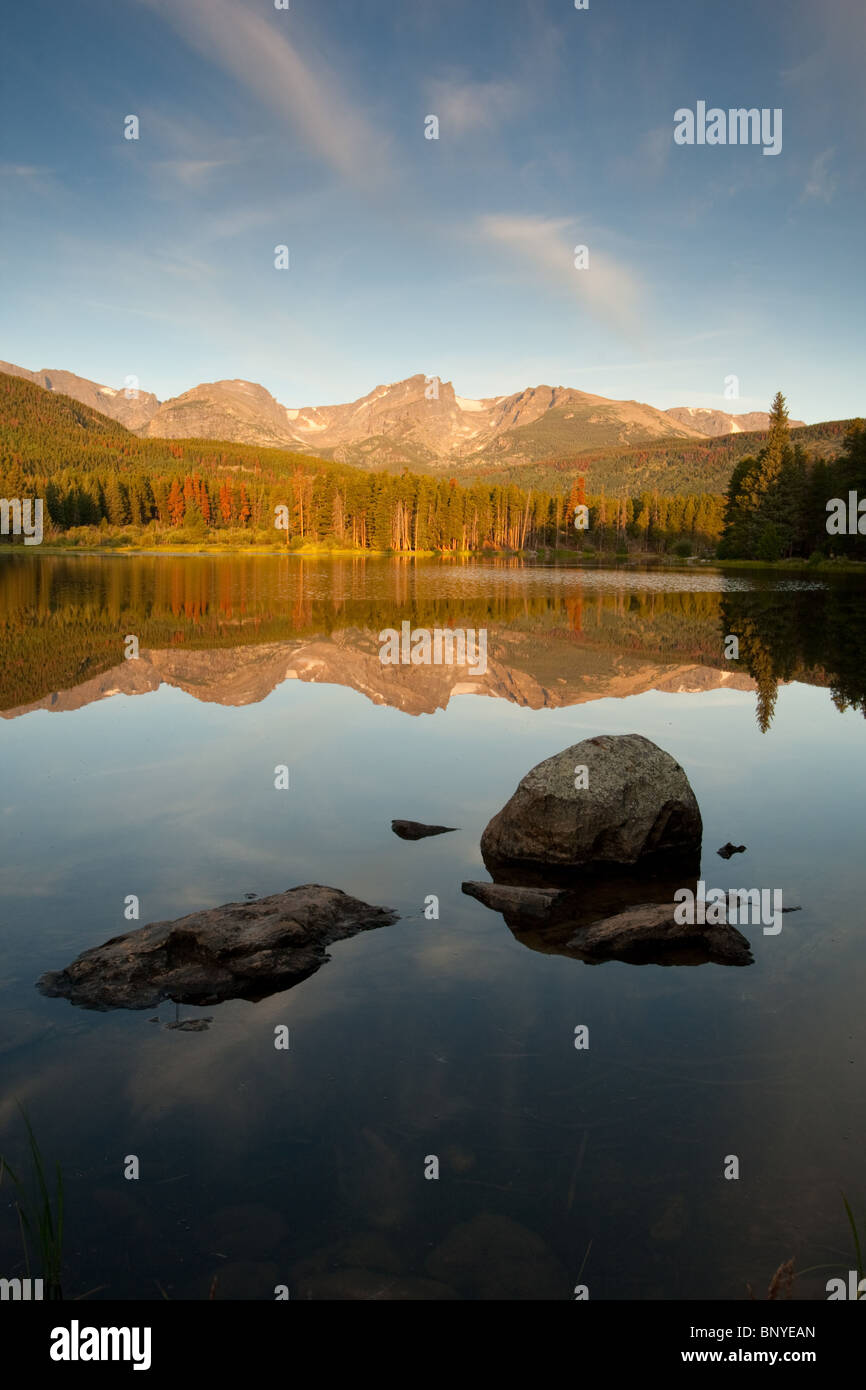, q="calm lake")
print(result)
[1,553,864,1300]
